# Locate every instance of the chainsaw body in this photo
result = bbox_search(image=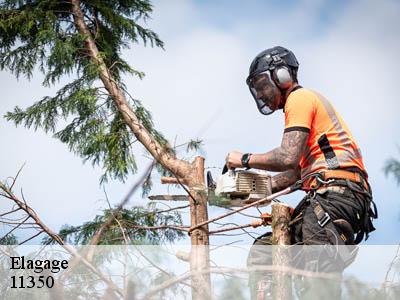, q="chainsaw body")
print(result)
[207,169,272,207]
